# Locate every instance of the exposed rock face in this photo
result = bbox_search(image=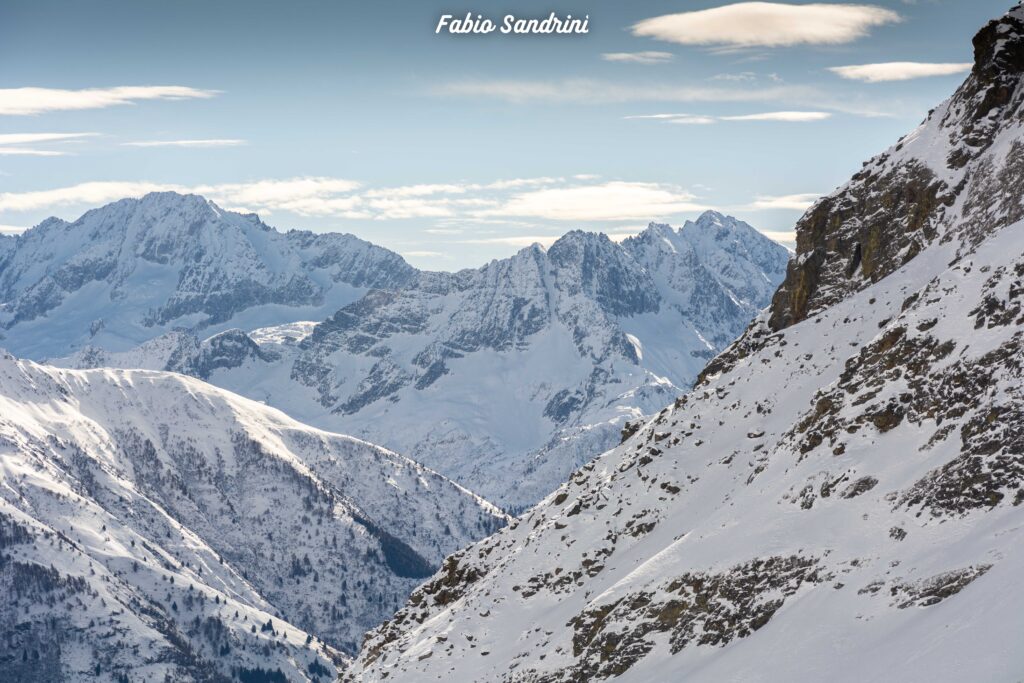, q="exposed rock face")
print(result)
[345,6,1024,682]
[0,353,506,681]
[767,5,1024,332]
[58,212,789,509]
